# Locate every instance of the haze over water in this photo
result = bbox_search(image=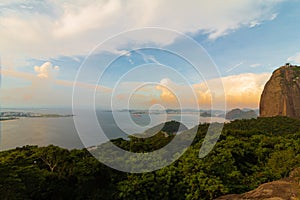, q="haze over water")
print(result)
[0,108,225,151]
